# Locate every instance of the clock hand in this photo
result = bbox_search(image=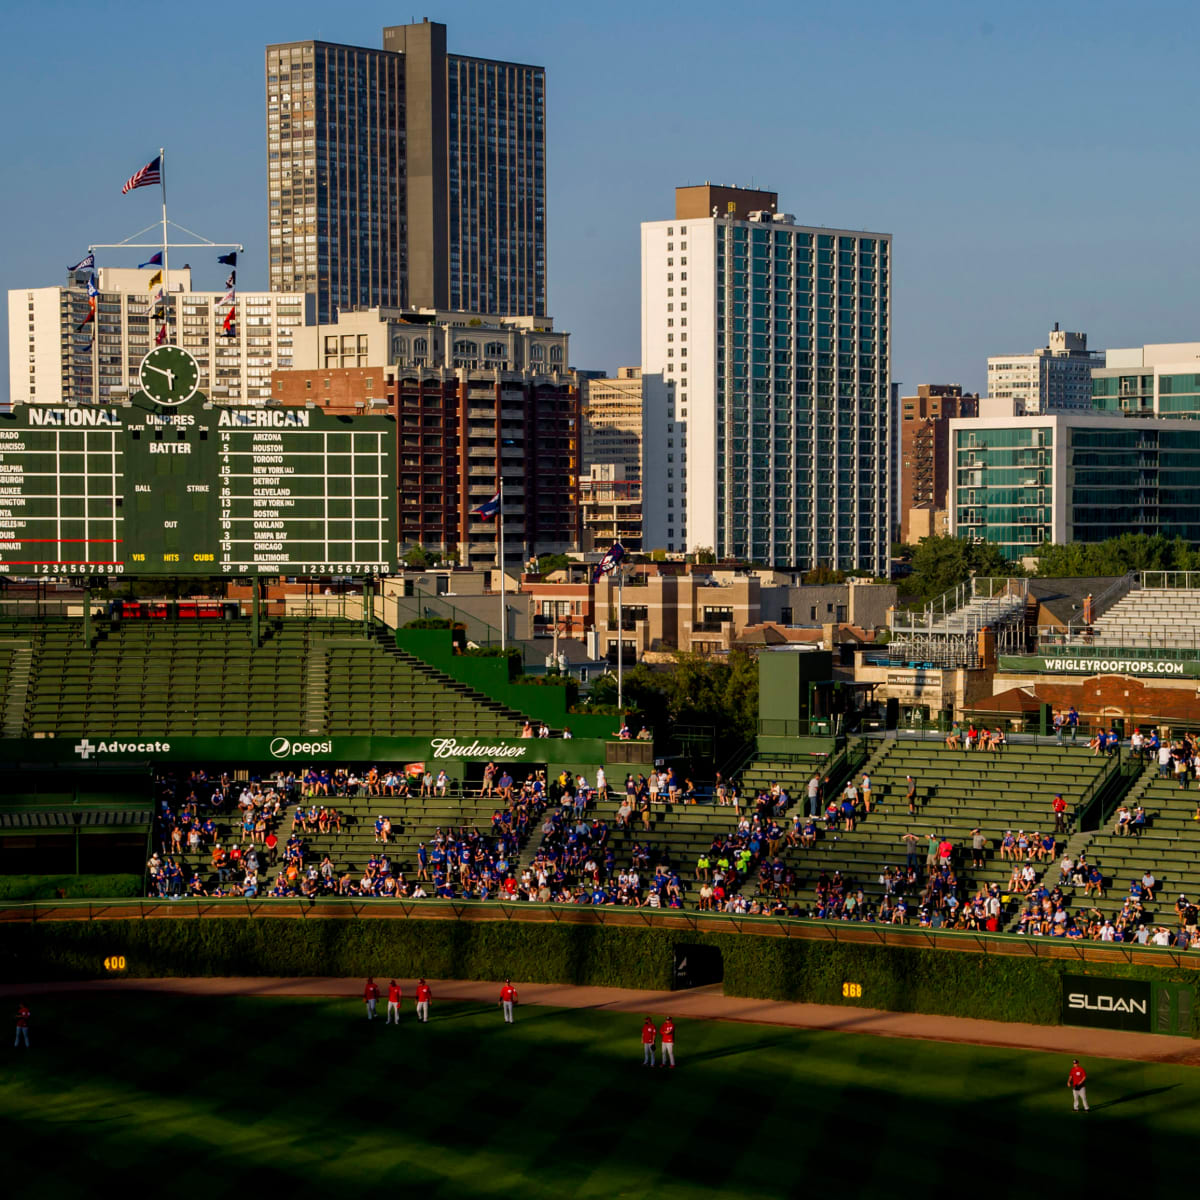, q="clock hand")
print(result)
[144,363,173,380]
